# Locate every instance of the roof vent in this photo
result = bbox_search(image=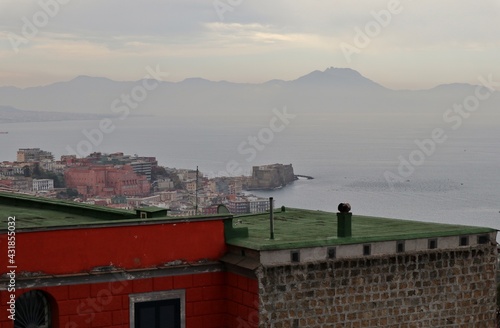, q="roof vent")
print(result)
[338,203,351,213]
[337,203,352,238]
